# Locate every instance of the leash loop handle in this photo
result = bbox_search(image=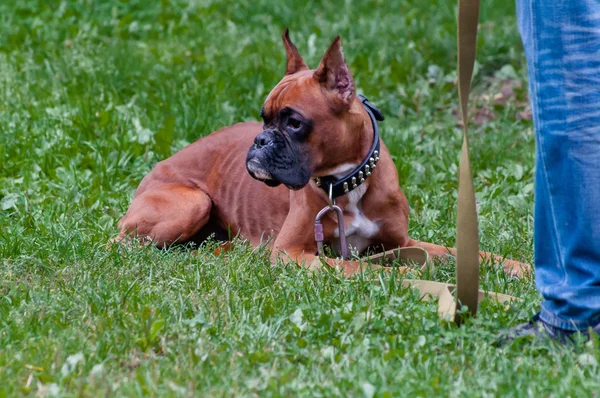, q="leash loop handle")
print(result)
[315,204,349,259]
[455,0,481,324]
